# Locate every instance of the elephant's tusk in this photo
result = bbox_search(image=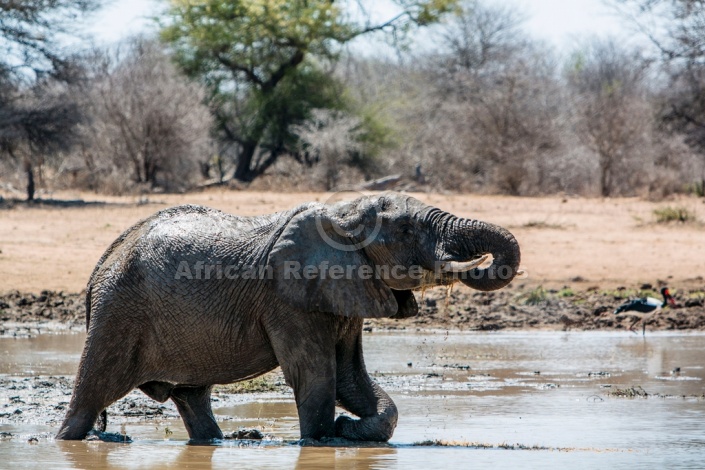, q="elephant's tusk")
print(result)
[440,254,493,273]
